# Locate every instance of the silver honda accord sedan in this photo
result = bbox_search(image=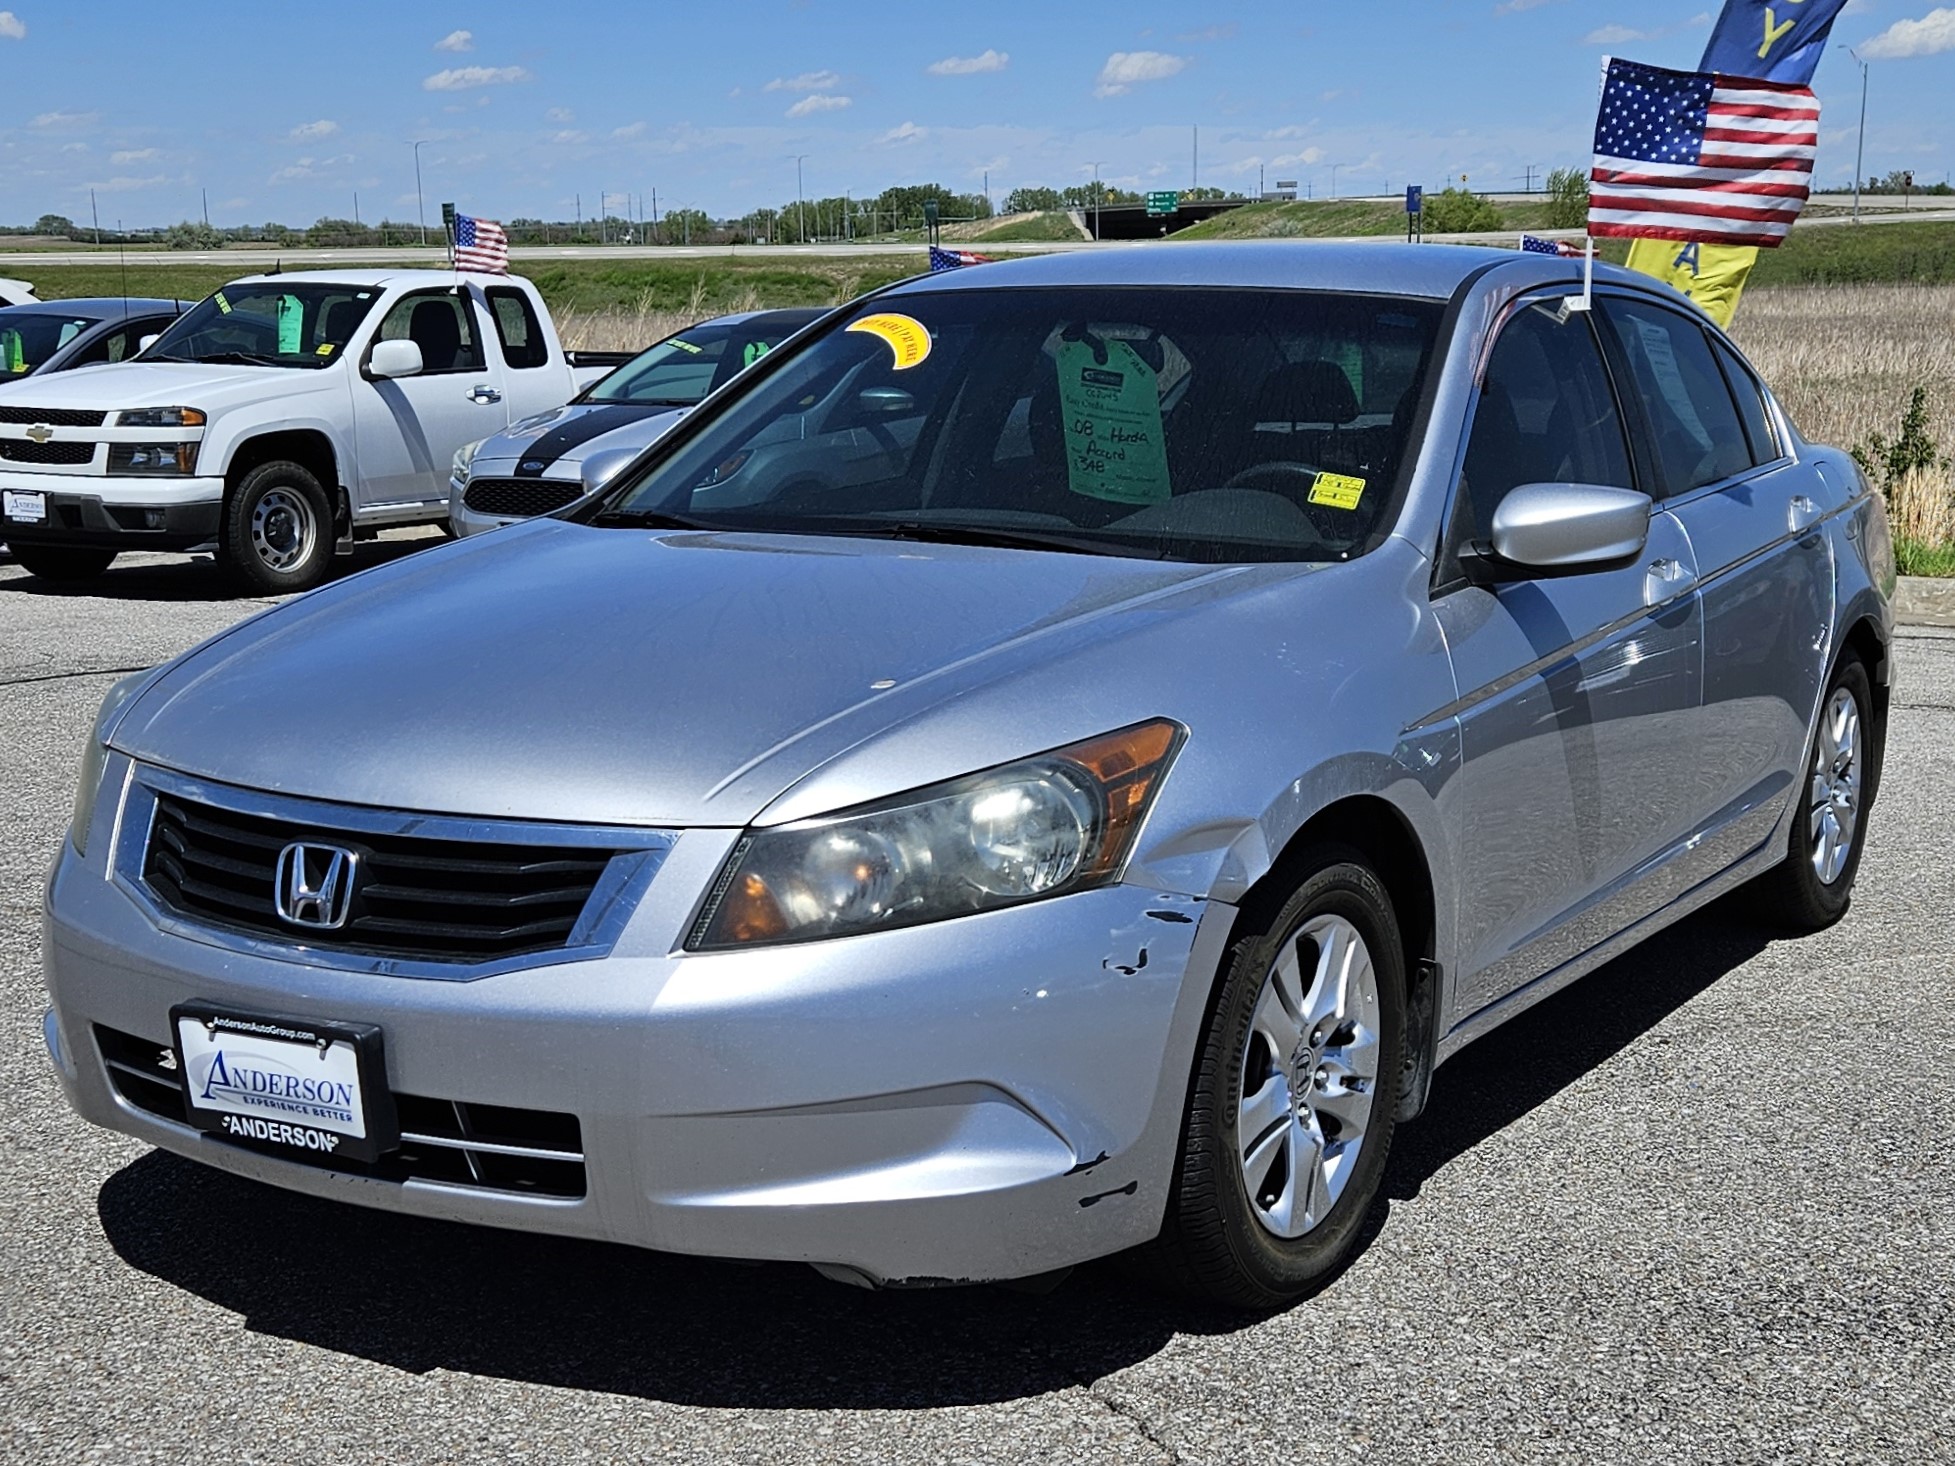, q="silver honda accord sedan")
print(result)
[42,244,1894,1307]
